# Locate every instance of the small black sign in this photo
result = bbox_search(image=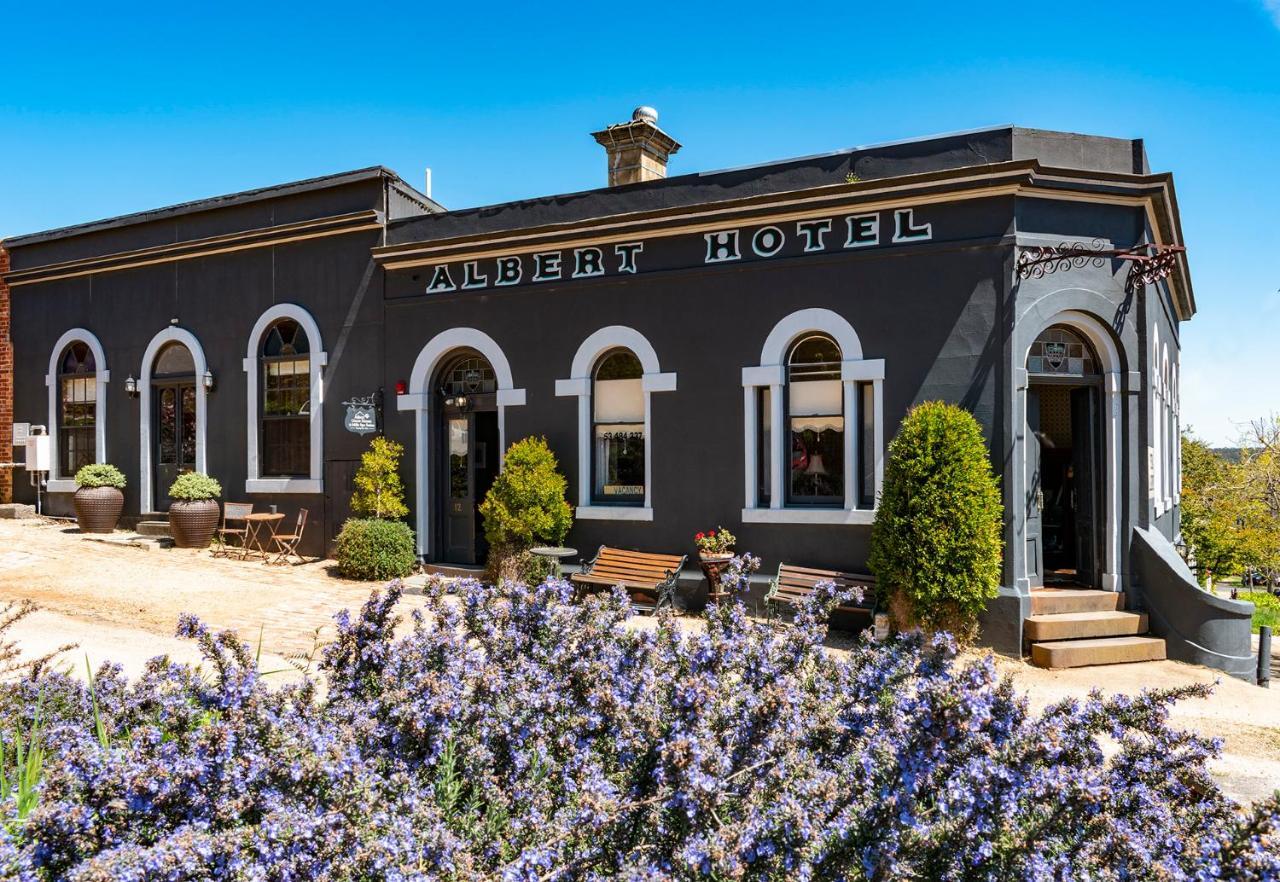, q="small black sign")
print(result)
[343,393,380,436]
